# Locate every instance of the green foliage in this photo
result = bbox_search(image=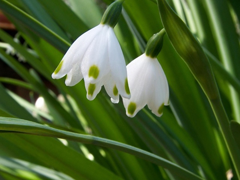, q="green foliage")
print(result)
[0,0,239,179]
